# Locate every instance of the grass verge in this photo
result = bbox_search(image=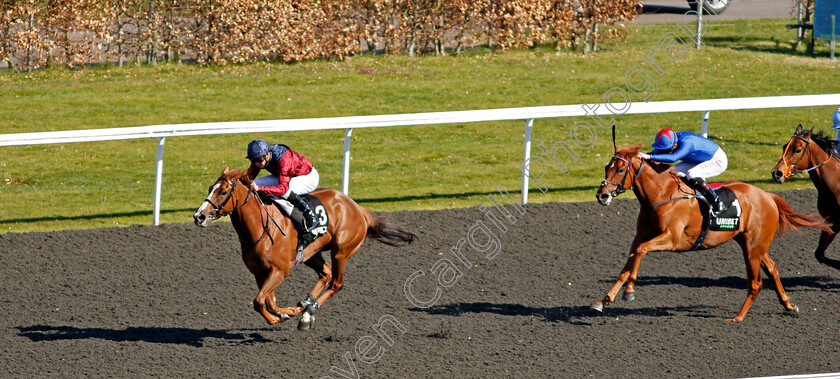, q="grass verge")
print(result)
[1,18,839,233]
